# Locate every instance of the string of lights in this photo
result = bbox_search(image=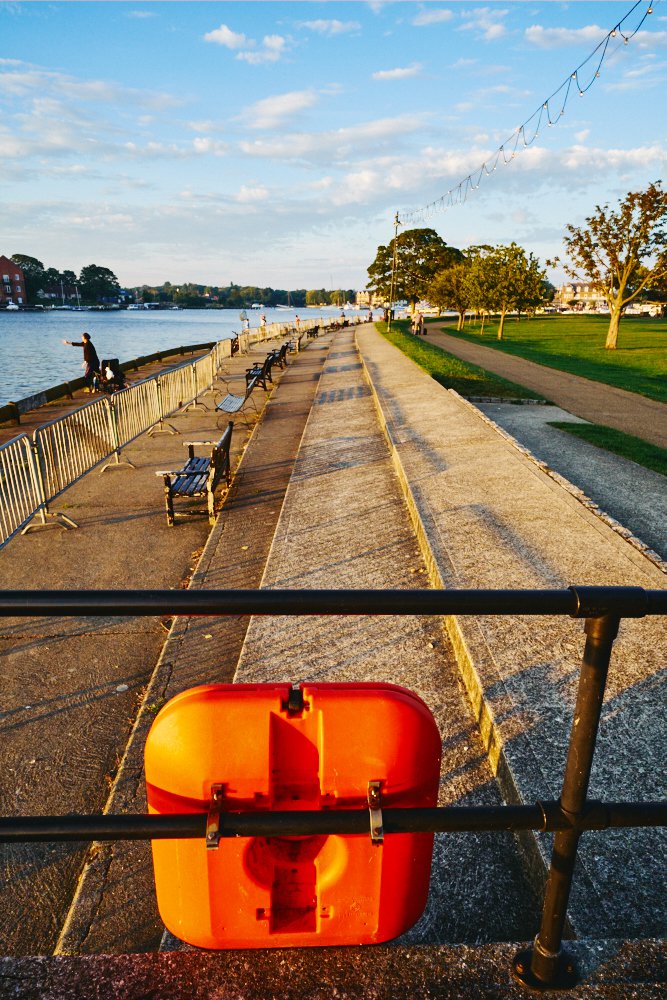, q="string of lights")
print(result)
[401,0,659,226]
